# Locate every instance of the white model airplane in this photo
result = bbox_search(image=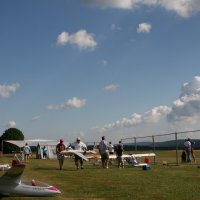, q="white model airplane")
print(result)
[0,164,11,171]
[125,153,155,159]
[0,160,61,196]
[109,153,156,167]
[60,149,97,161]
